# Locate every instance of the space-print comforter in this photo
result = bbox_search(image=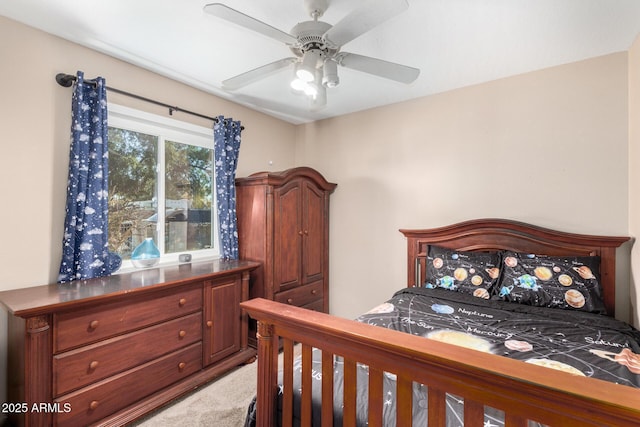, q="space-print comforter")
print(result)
[245,287,640,427]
